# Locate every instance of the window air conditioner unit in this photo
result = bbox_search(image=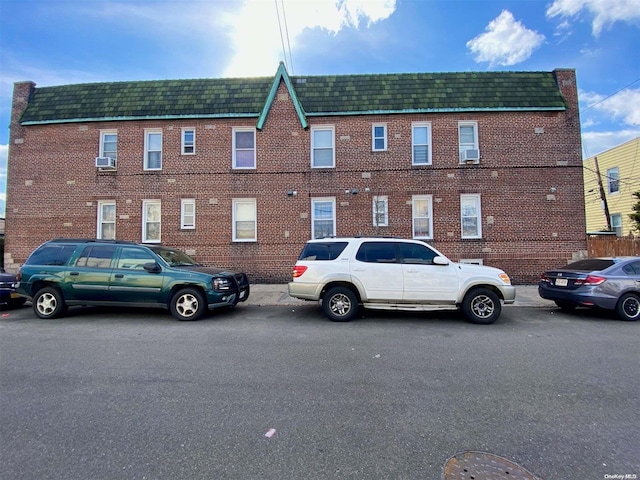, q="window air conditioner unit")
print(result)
[95,157,116,169]
[460,149,480,163]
